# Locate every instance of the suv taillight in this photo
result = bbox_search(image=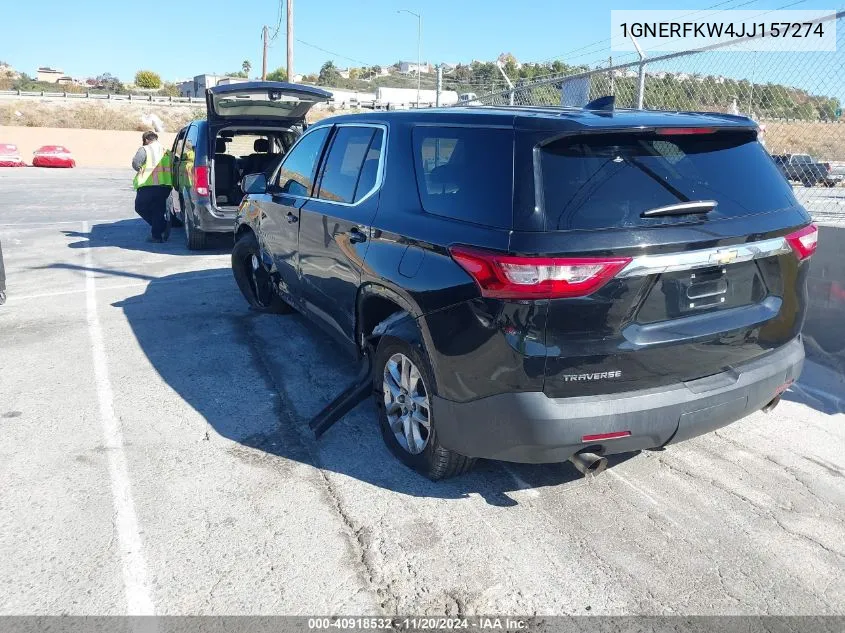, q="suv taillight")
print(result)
[449,246,631,299]
[785,224,818,260]
[194,166,209,196]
